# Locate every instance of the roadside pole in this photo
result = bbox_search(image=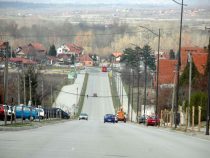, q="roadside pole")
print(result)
[136,68,140,122]
[127,68,131,121]
[131,70,134,122]
[3,42,9,126]
[188,52,192,128]
[206,35,210,135]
